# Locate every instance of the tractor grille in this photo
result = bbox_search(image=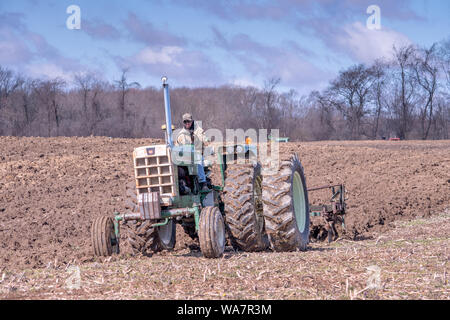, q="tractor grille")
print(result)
[133,145,176,197]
